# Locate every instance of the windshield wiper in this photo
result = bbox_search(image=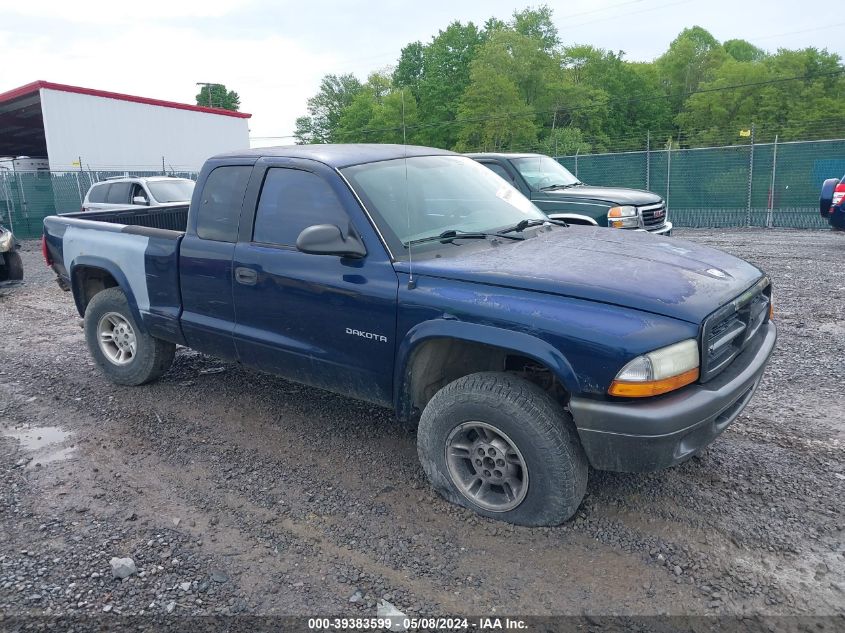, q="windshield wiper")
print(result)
[403,229,525,248]
[540,183,581,191]
[497,218,568,235]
